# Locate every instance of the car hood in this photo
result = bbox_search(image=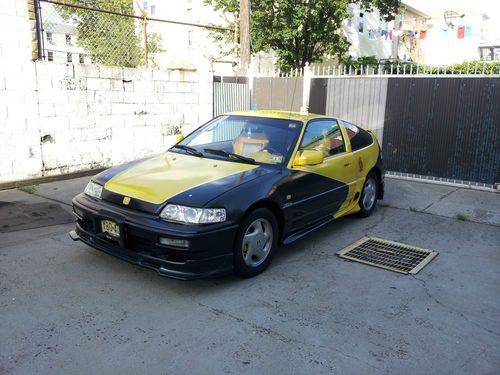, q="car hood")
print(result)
[102,151,261,206]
